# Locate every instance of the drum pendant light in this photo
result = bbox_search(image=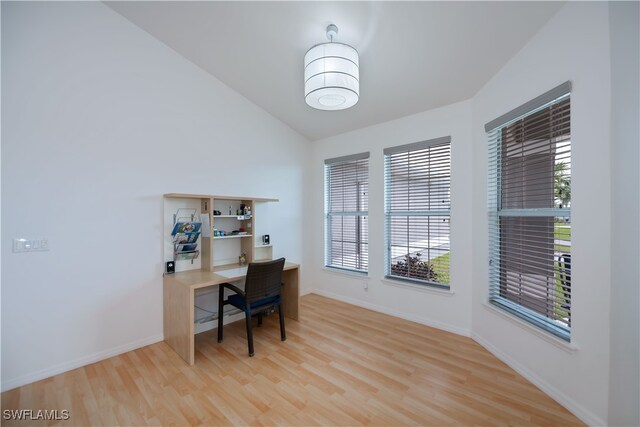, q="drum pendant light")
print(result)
[304,24,359,110]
